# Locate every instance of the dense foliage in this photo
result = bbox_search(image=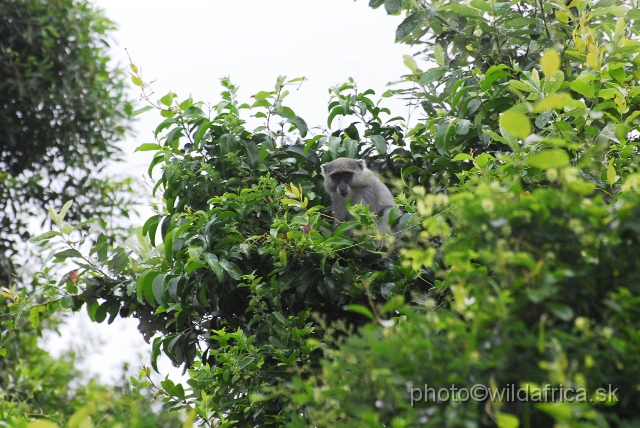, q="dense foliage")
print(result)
[0,0,134,282]
[0,1,160,426]
[12,0,640,427]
